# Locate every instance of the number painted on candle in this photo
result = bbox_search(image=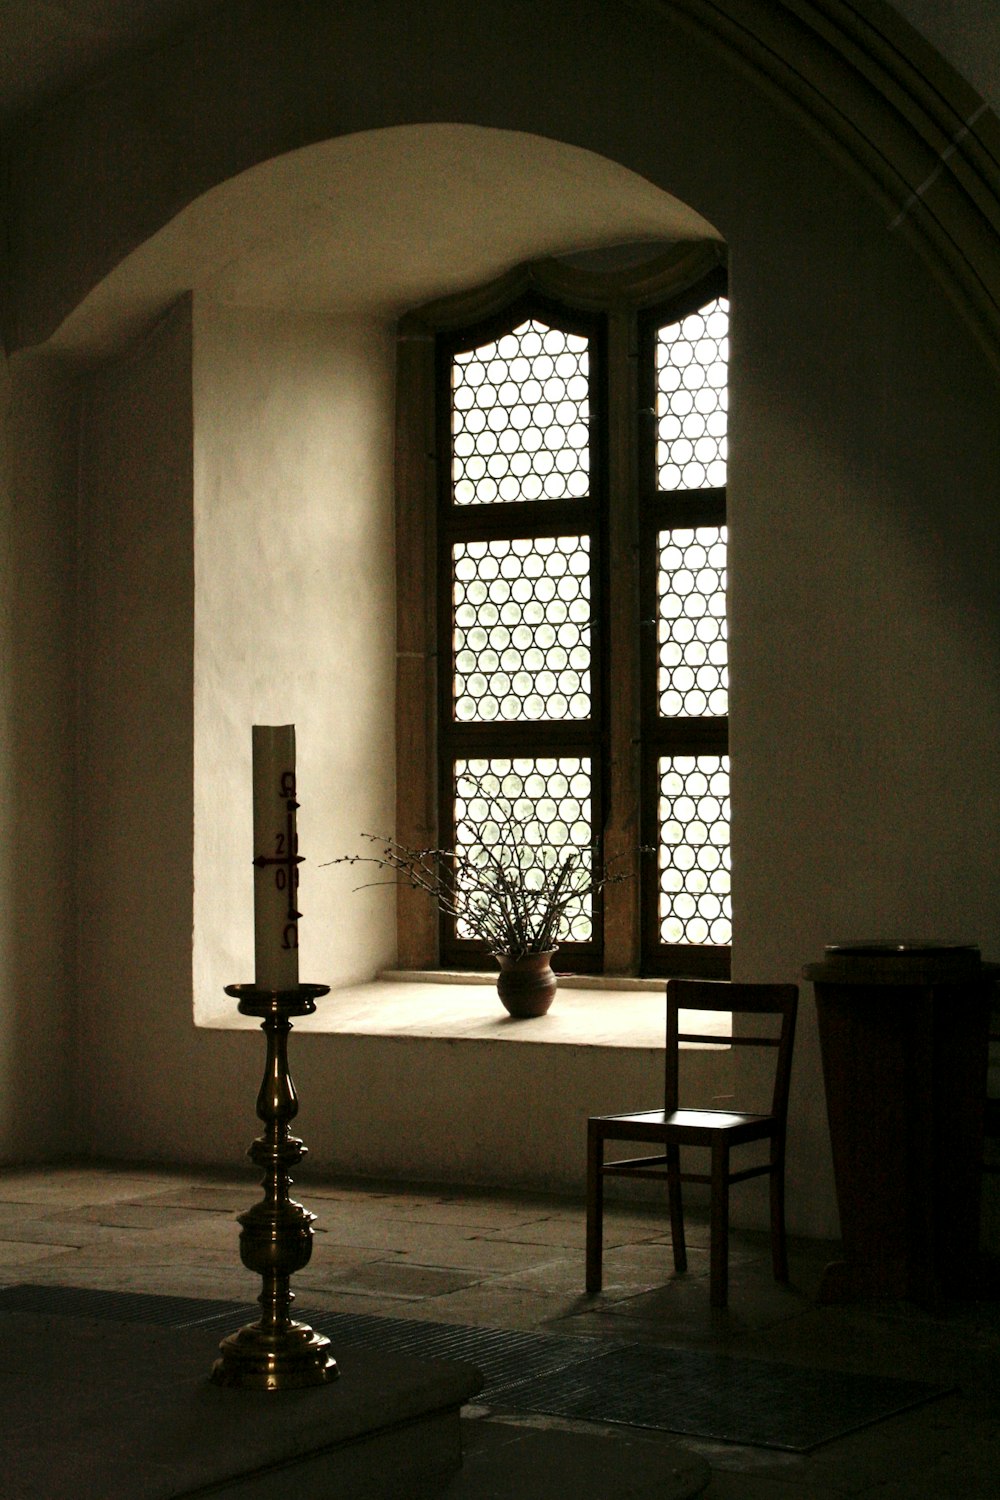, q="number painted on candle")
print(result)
[252,725,300,991]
